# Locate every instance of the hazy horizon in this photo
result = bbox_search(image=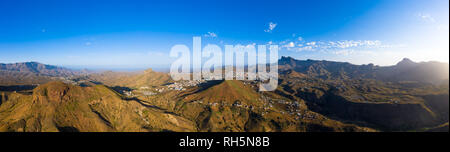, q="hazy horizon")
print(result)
[1,55,447,73]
